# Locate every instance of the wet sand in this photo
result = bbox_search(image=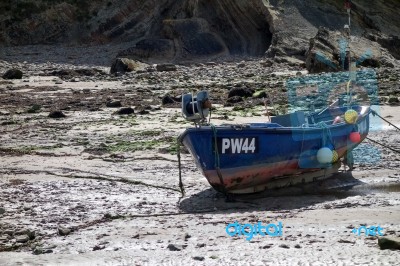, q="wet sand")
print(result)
[0,45,400,265]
